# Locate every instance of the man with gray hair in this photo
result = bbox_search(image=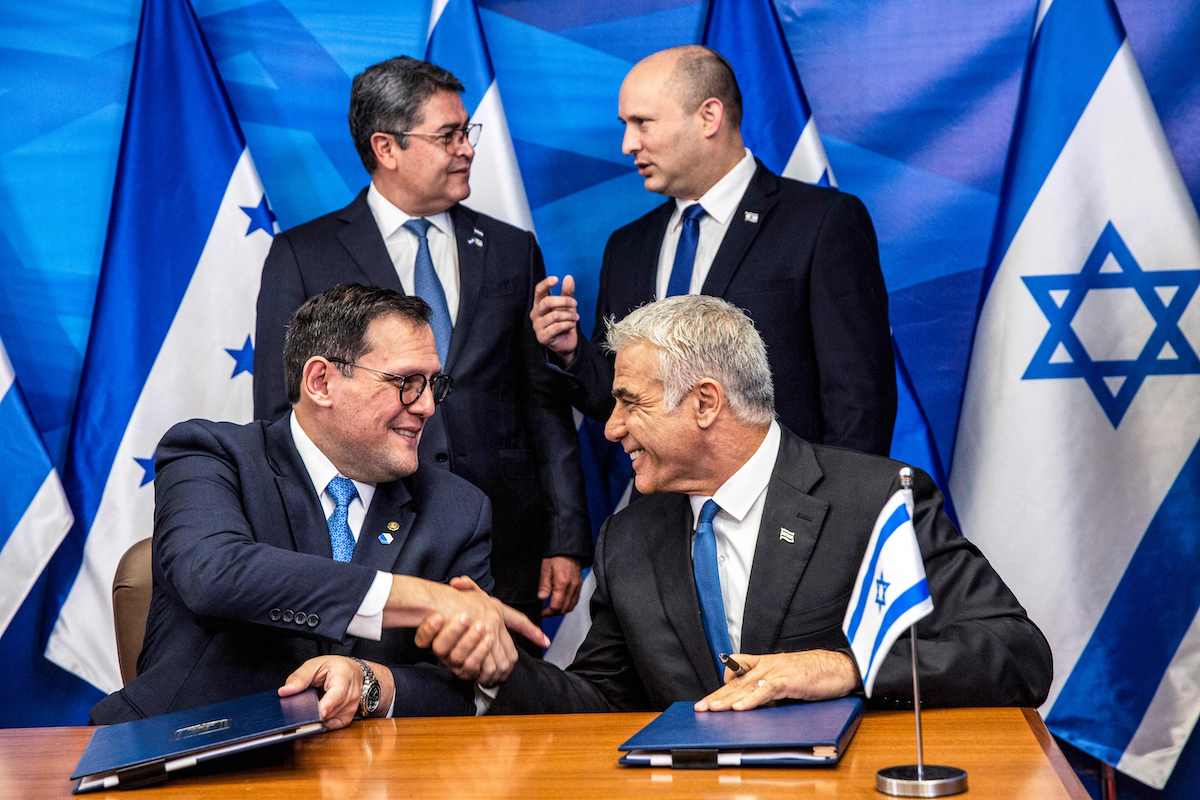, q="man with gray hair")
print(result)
[253,56,592,630]
[482,295,1051,714]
